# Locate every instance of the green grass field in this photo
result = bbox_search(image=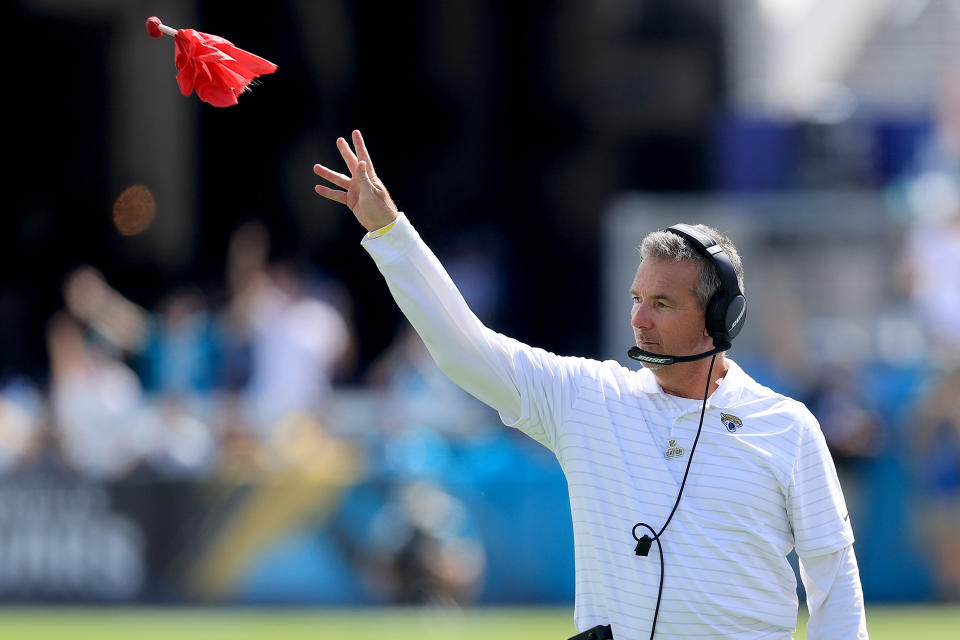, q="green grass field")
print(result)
[0,604,956,639]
